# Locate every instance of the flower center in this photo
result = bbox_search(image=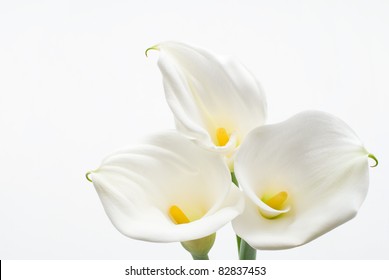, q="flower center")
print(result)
[169,205,190,224]
[261,191,288,210]
[216,127,230,146]
[258,191,290,219]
